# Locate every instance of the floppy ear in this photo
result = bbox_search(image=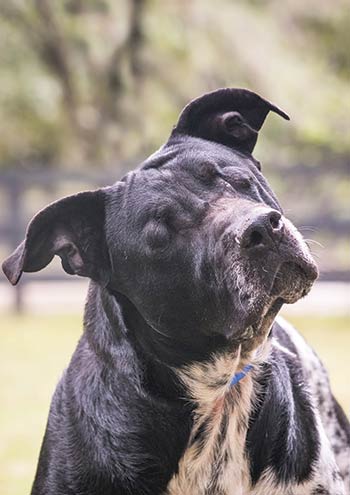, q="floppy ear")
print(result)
[172,88,289,154]
[2,189,110,286]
